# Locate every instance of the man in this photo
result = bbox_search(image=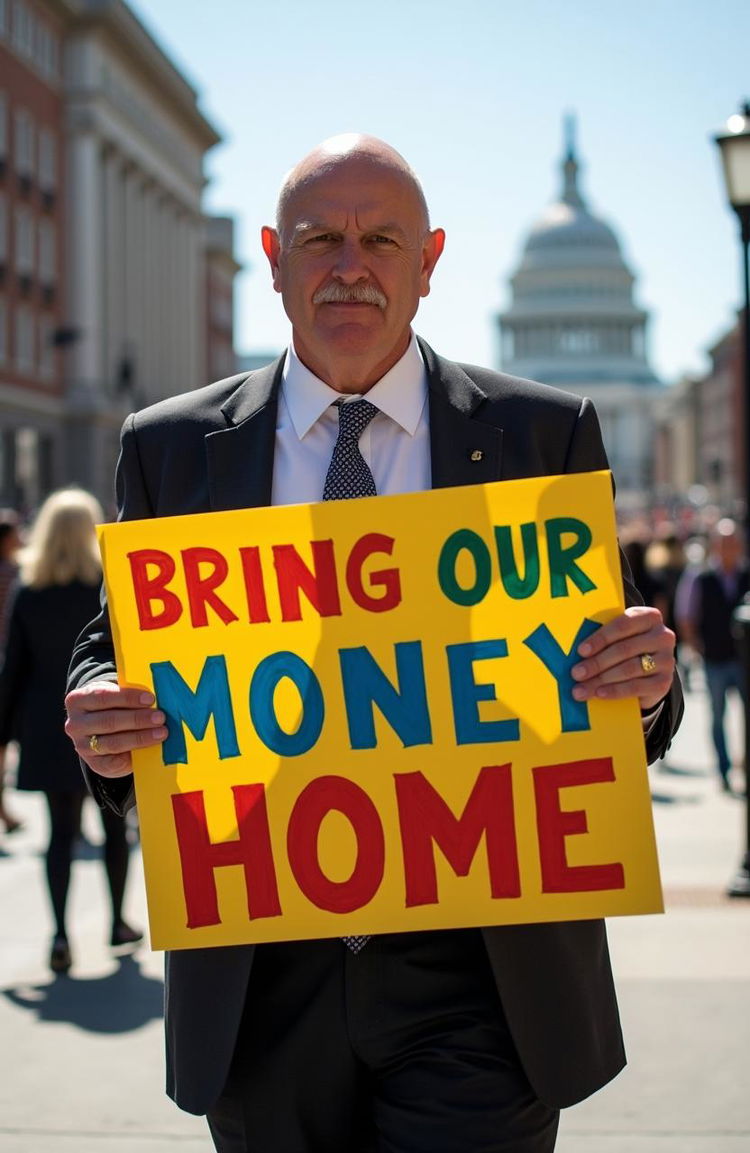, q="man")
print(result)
[678,518,746,792]
[65,134,681,1152]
